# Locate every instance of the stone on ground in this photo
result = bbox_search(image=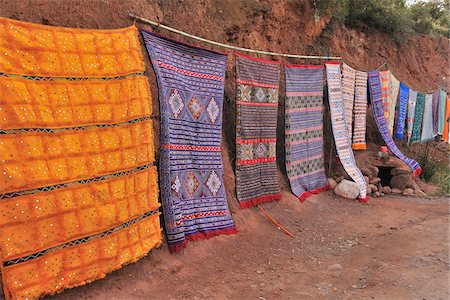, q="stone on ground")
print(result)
[334,179,359,200]
[403,188,414,196]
